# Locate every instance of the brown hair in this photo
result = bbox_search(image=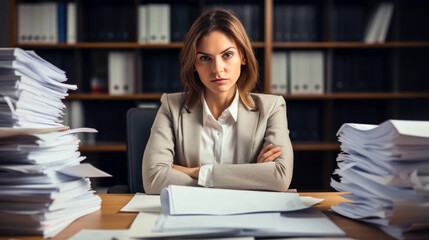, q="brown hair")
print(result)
[180,8,259,110]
